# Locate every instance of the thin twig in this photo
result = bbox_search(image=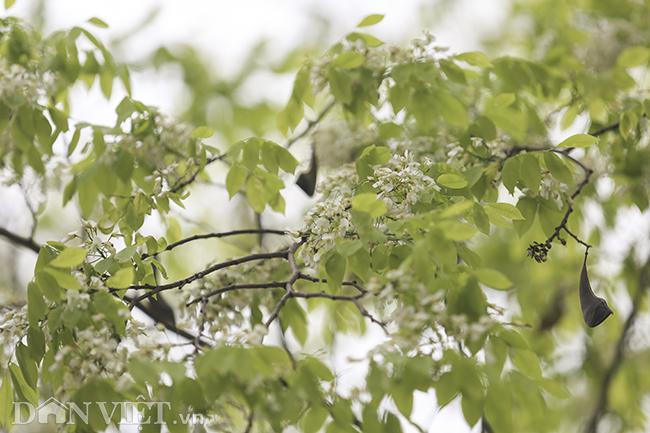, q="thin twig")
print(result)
[127,250,290,304]
[141,228,288,259]
[169,153,227,193]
